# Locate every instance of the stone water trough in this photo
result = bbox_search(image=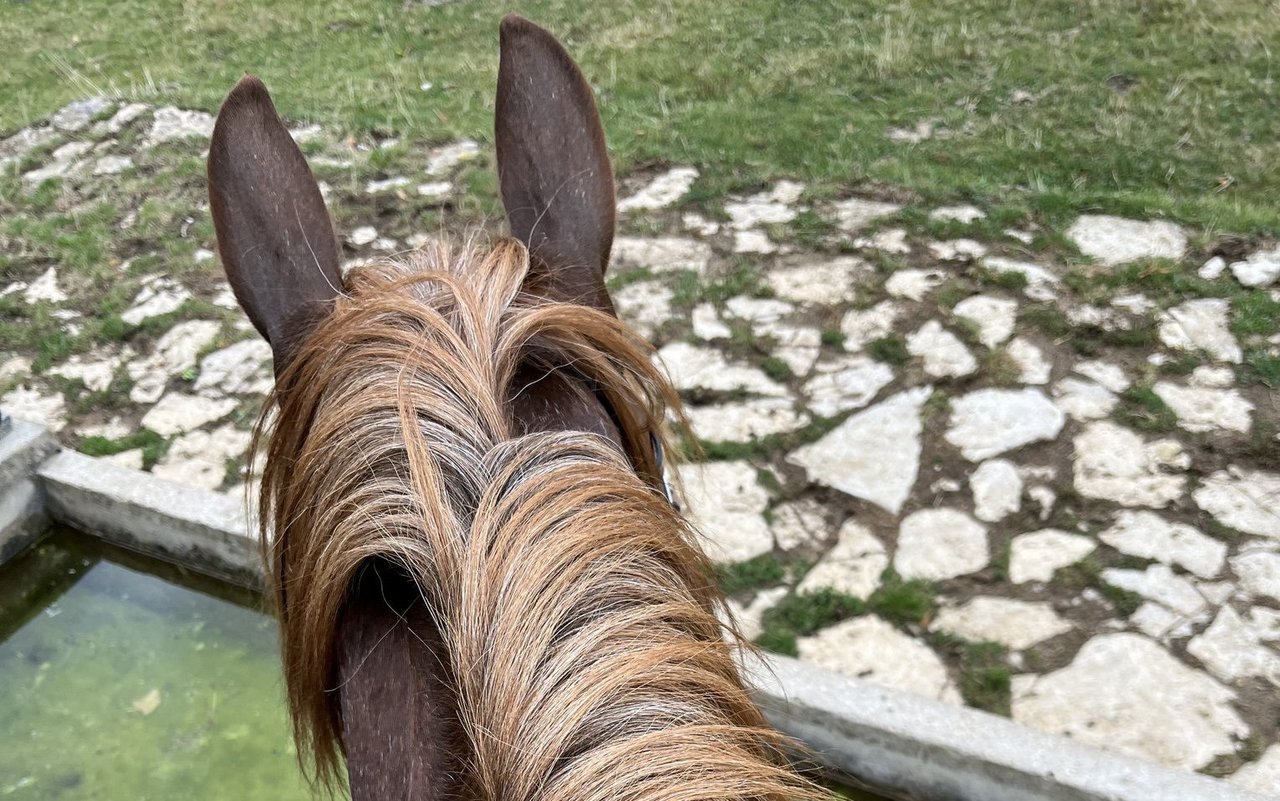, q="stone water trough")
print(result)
[0,414,1266,801]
